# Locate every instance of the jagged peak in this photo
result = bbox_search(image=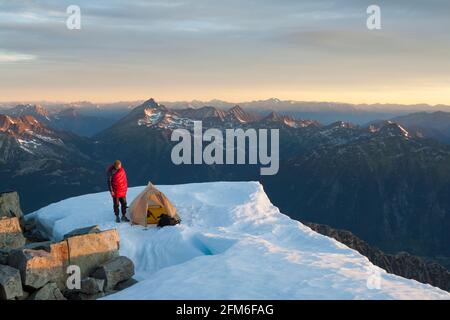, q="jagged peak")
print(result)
[0,114,14,130]
[227,105,245,114]
[111,98,173,128]
[0,114,47,133]
[141,98,160,109]
[128,98,167,116]
[21,114,40,124]
[9,103,49,117]
[264,111,282,121]
[225,105,256,123]
[368,120,411,138]
[377,122,410,138]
